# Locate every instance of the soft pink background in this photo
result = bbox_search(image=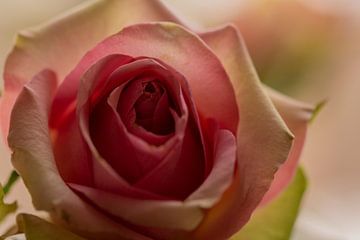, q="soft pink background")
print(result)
[1,1,360,239]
